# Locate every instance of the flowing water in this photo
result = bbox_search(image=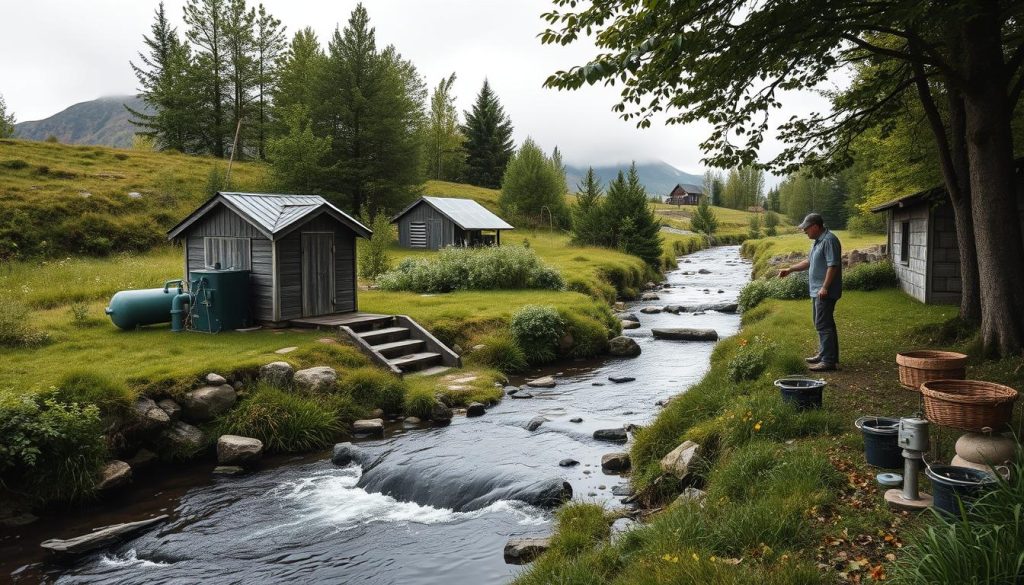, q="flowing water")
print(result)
[5,246,750,584]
